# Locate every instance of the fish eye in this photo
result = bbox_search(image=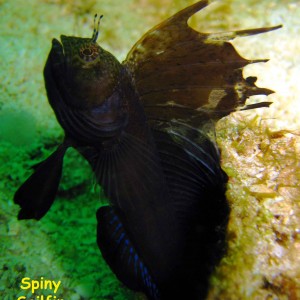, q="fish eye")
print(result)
[79,44,100,62]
